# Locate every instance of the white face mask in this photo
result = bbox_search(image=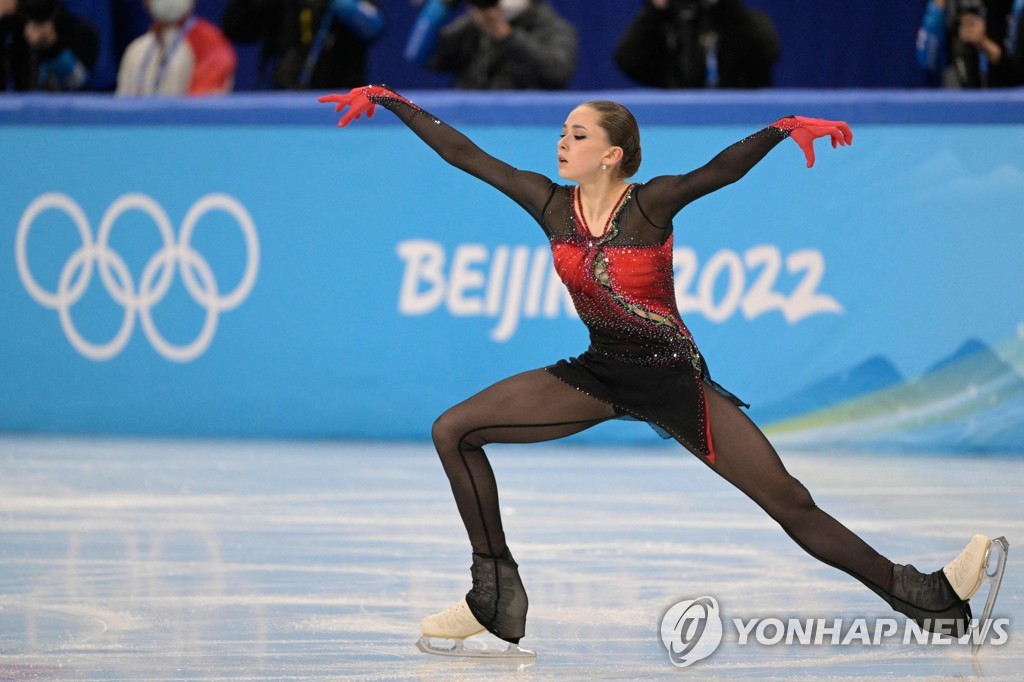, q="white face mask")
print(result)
[148,0,192,24]
[500,0,530,20]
